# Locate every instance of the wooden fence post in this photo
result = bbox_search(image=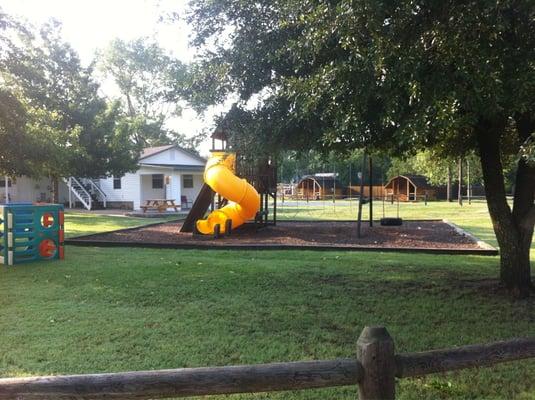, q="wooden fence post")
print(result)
[356,326,396,400]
